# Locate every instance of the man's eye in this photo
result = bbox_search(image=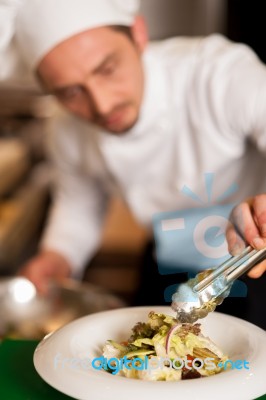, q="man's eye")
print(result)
[101,63,116,76]
[56,86,84,101]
